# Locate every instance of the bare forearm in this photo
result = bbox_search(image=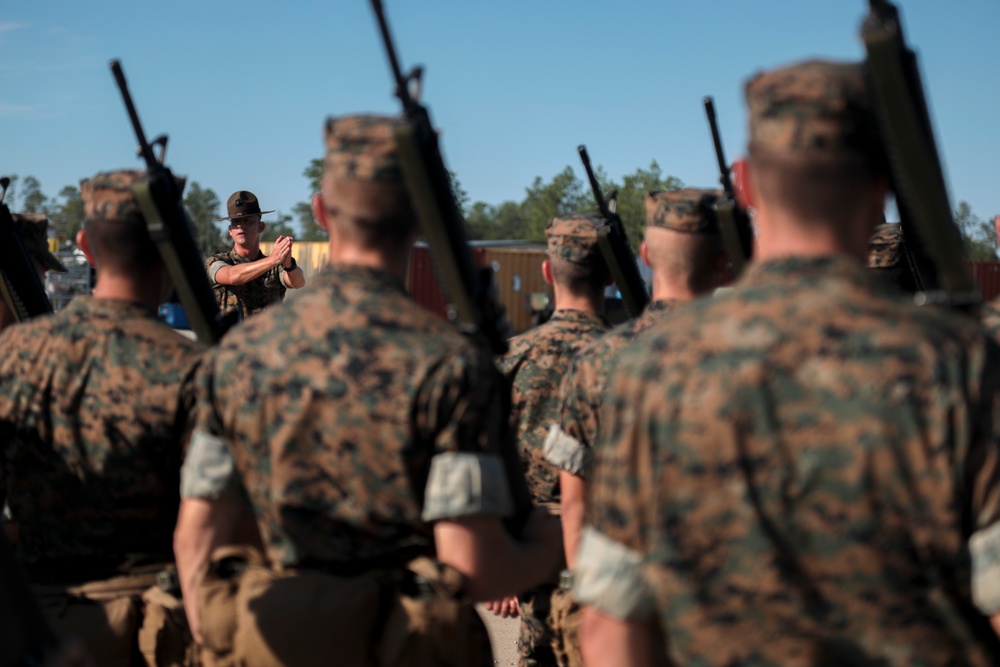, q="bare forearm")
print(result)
[435,510,562,601]
[281,266,305,289]
[560,471,585,569]
[214,257,278,286]
[581,606,662,667]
